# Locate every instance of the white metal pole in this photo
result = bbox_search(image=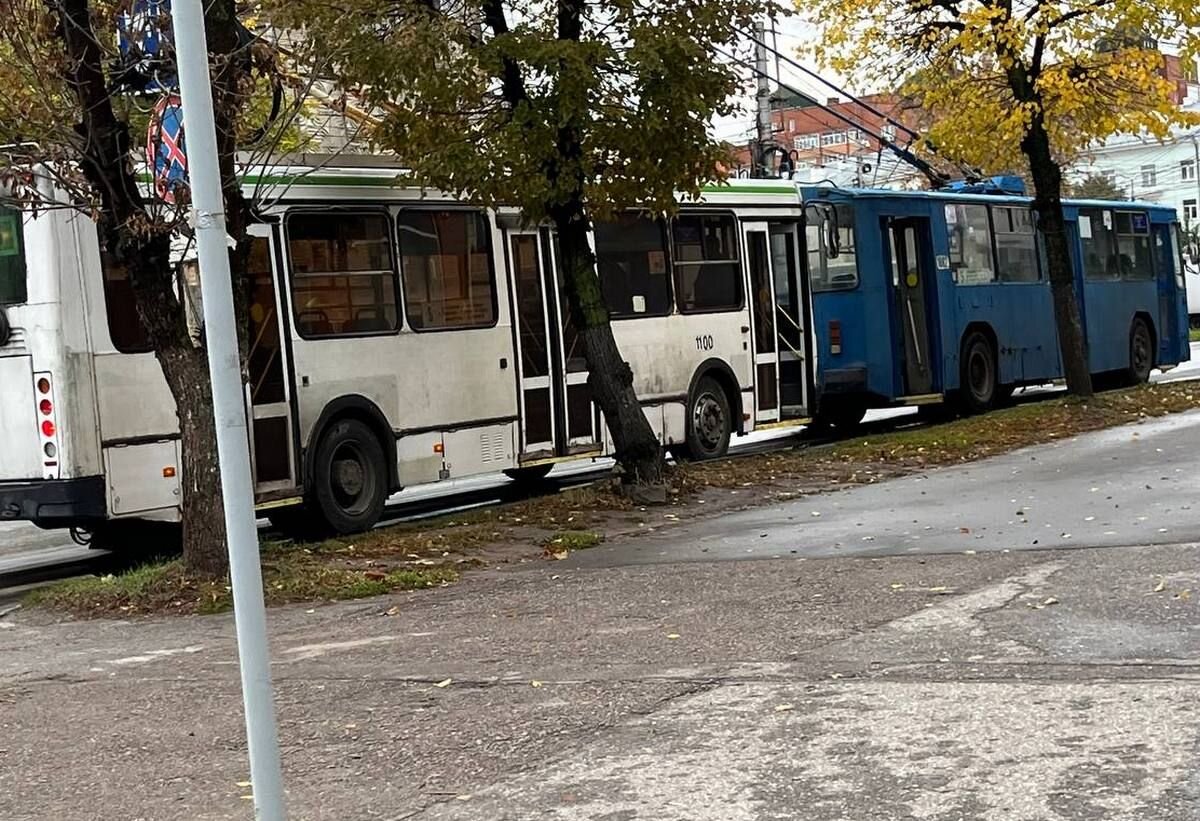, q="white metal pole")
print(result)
[170,2,287,819]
